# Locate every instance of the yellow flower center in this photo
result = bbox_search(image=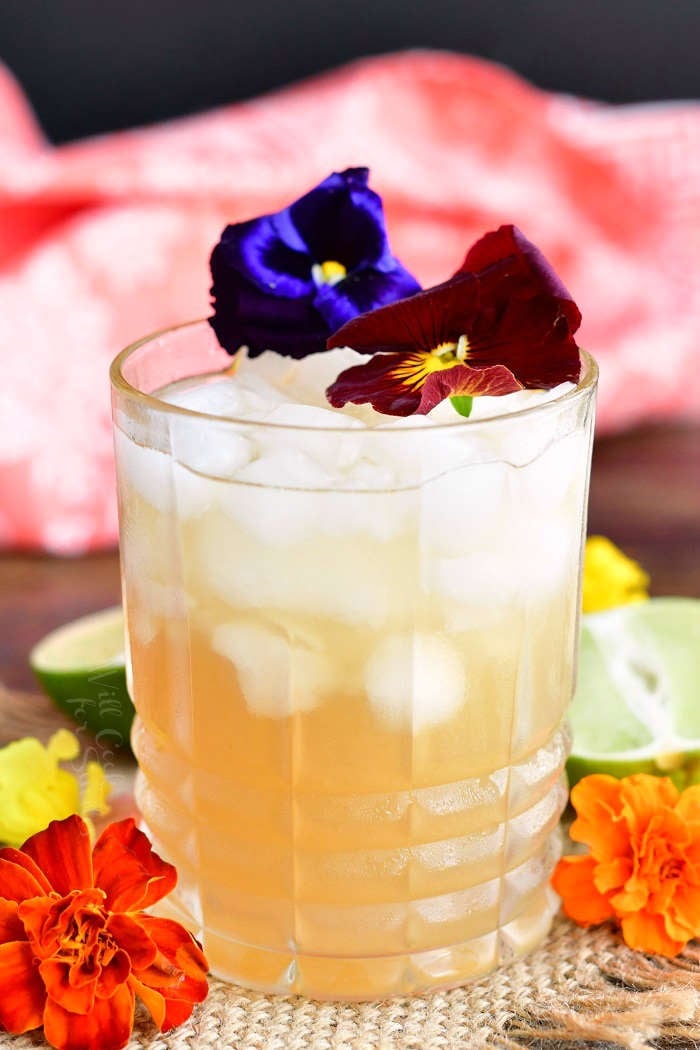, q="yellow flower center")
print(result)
[312,260,347,286]
[430,334,470,366]
[389,336,471,392]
